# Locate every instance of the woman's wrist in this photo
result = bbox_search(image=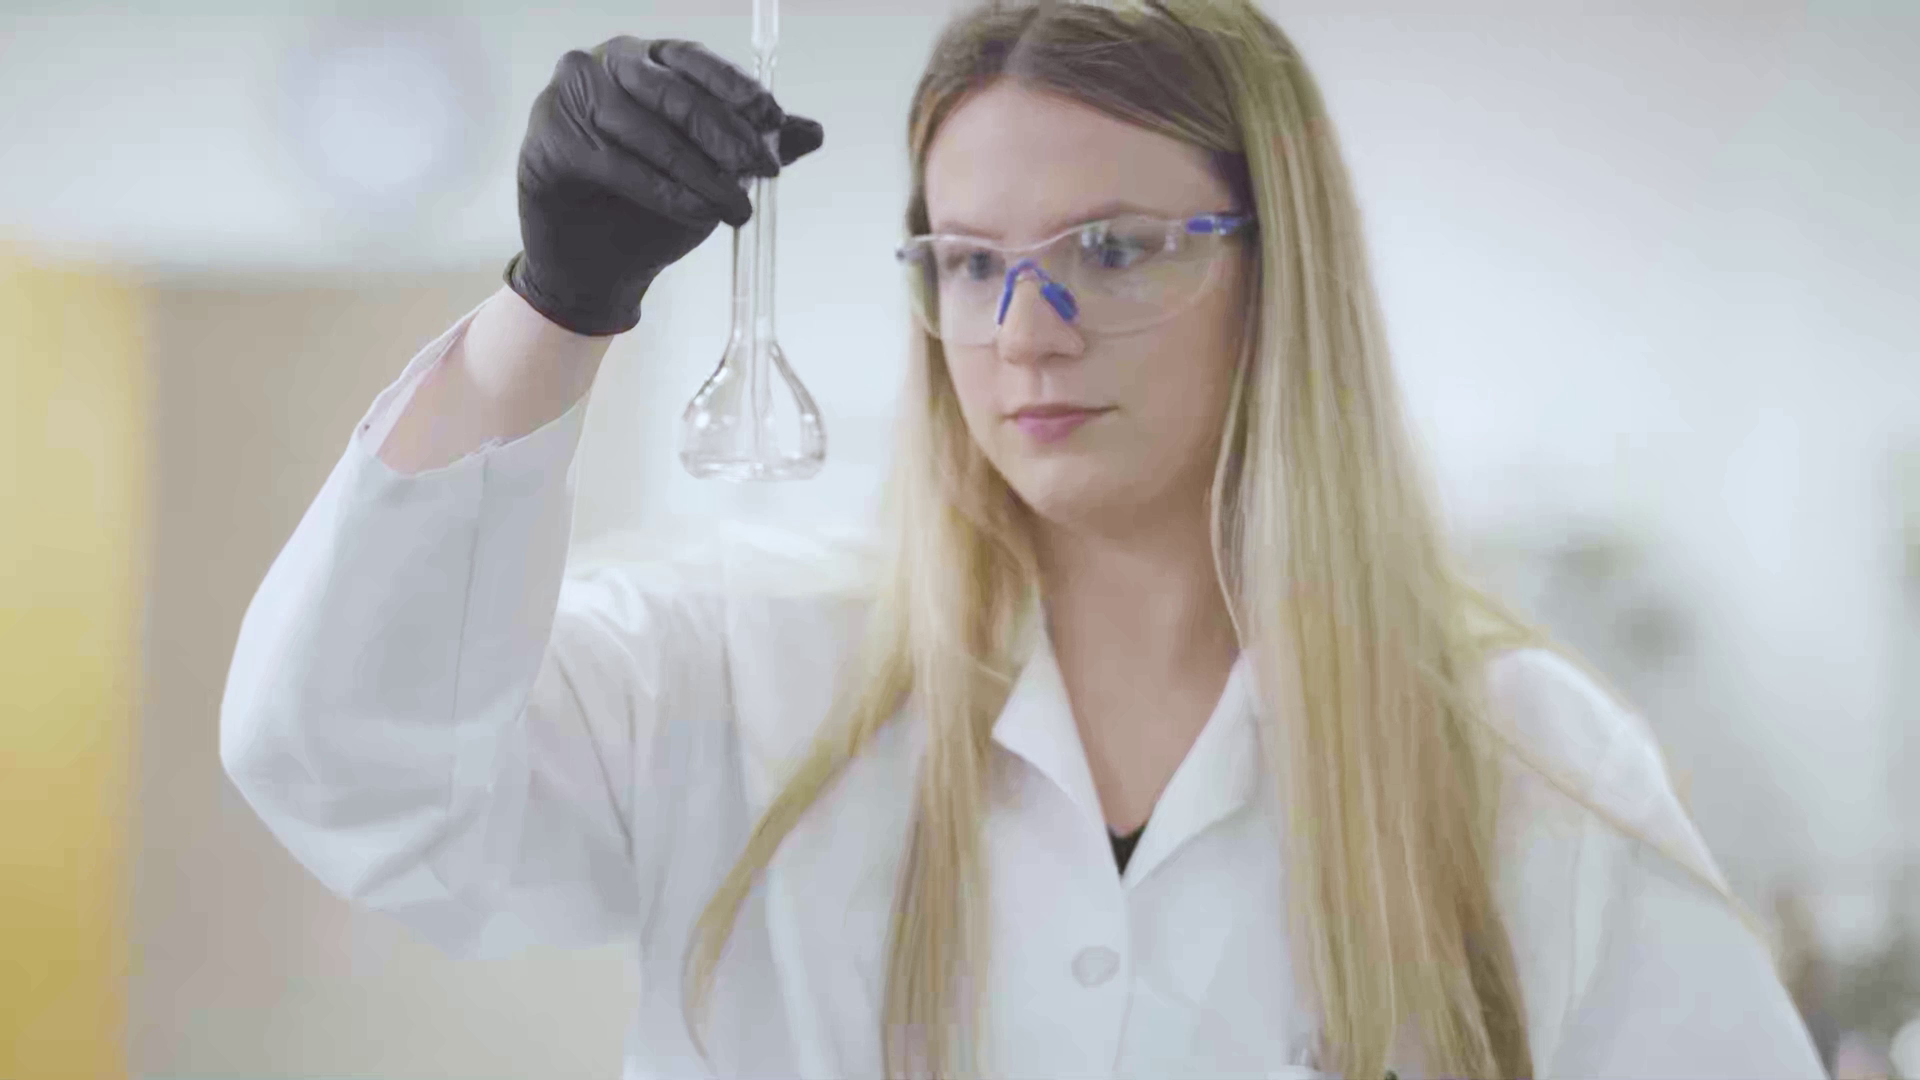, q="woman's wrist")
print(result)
[378,286,615,474]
